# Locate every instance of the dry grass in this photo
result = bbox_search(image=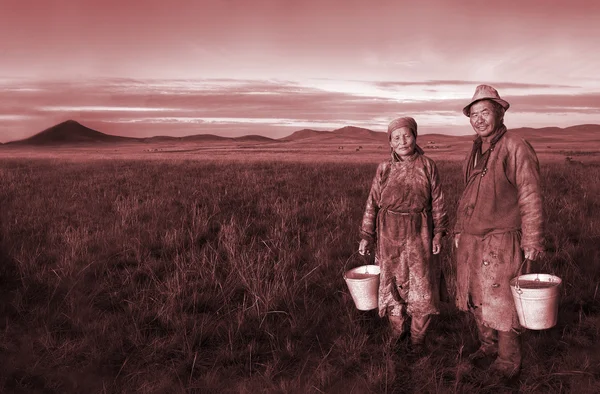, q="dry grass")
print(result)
[0,157,599,393]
